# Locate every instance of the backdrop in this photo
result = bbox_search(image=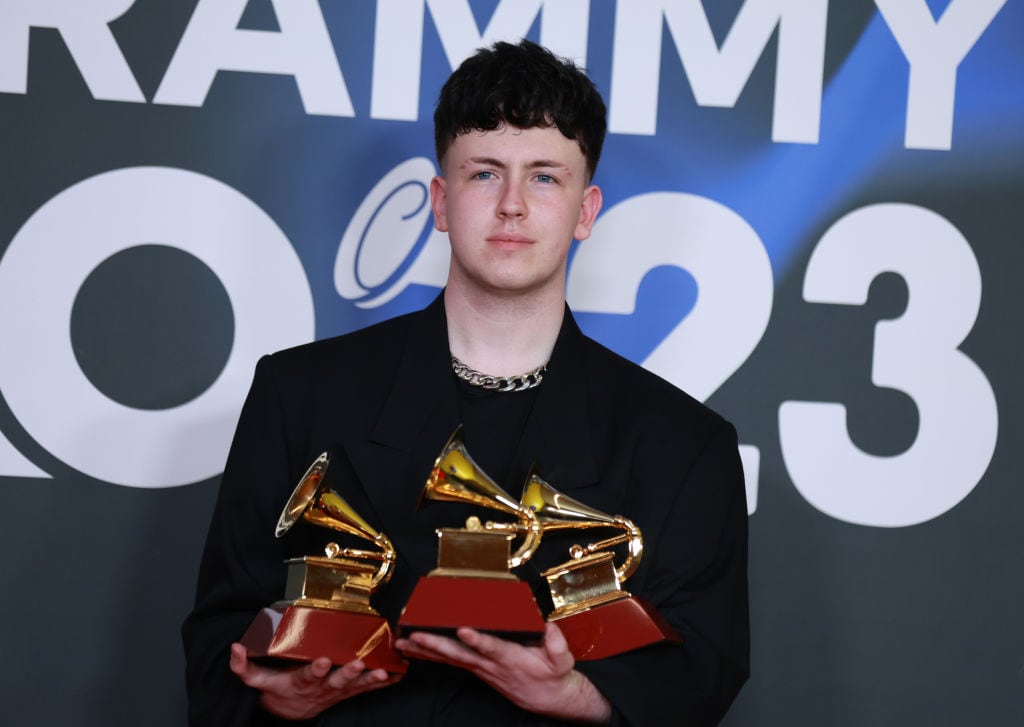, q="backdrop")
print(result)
[1,1,1020,725]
